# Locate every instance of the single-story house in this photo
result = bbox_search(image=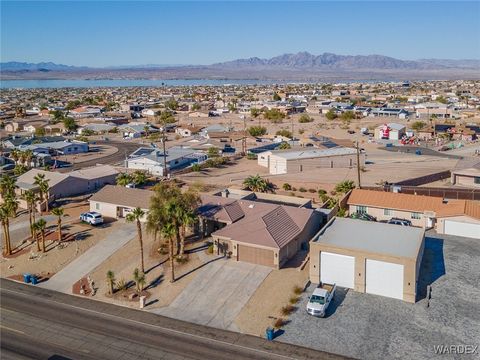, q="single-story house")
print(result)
[347,189,480,239]
[309,217,425,303]
[10,165,118,211]
[125,146,207,176]
[89,185,152,221]
[257,147,364,175]
[370,108,409,119]
[198,194,322,269]
[175,125,203,137]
